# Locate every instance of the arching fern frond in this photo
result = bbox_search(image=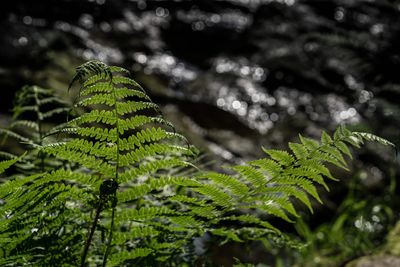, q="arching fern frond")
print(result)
[198,126,395,232]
